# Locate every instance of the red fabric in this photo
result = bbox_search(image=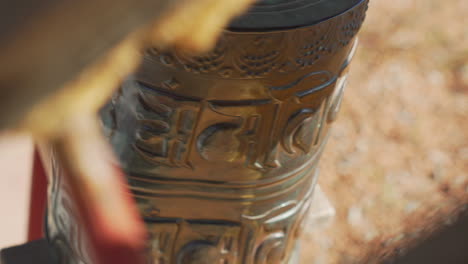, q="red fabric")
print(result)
[27,148,48,241]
